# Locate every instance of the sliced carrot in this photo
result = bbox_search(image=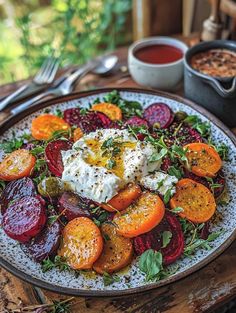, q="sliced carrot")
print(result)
[101,183,142,212]
[58,217,103,270]
[0,149,36,181]
[73,127,84,142]
[31,114,70,140]
[113,191,165,238]
[93,223,133,274]
[170,178,216,223]
[184,142,222,177]
[91,103,122,120]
